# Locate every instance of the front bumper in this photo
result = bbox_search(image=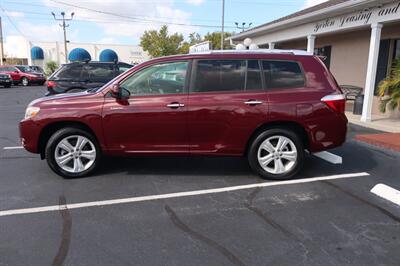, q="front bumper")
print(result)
[19,119,41,153]
[0,79,12,85]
